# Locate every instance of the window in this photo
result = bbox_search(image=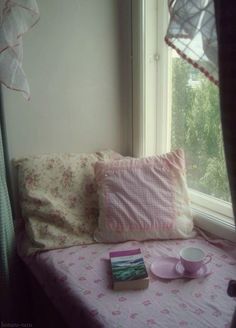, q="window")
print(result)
[171,55,230,201]
[171,53,232,206]
[132,0,235,240]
